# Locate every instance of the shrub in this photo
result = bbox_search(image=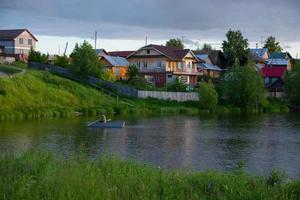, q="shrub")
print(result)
[167,77,188,92]
[55,55,70,68]
[284,63,300,106]
[198,81,218,110]
[28,48,49,64]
